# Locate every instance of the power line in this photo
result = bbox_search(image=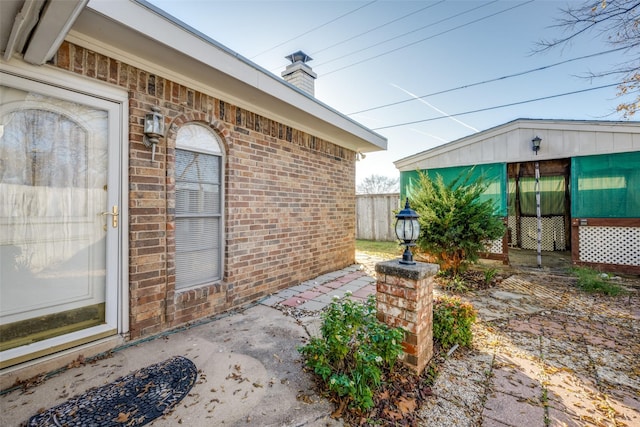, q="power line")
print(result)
[249,1,378,60]
[321,0,534,76]
[313,0,498,70]
[371,82,621,130]
[268,0,449,73]
[312,0,448,57]
[349,45,633,115]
